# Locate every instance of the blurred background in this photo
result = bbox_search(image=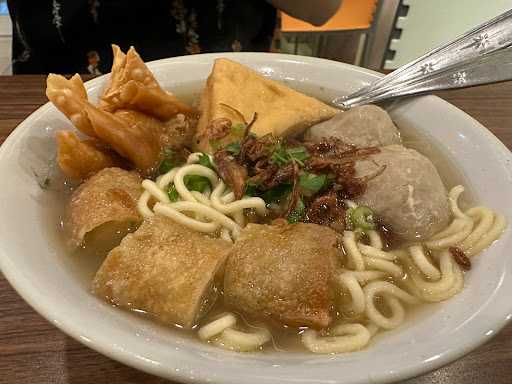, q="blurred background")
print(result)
[0,0,511,75]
